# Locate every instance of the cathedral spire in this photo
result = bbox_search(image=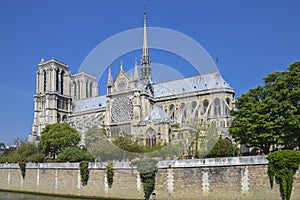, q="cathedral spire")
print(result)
[142,6,149,59]
[120,59,123,71]
[107,66,113,86]
[134,57,139,79]
[141,5,152,84]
